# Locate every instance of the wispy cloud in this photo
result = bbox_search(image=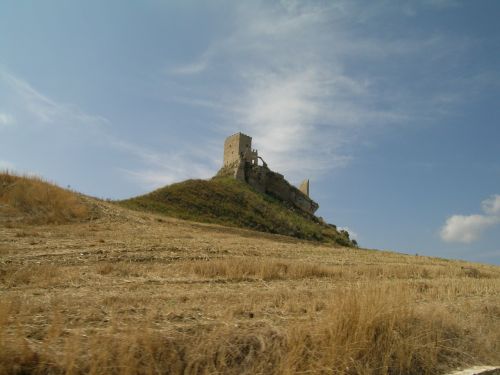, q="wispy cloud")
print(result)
[0,112,14,126]
[1,2,488,195]
[481,194,500,216]
[0,70,216,189]
[170,52,211,76]
[111,138,218,189]
[440,194,500,243]
[166,1,465,182]
[0,71,108,129]
[122,162,214,189]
